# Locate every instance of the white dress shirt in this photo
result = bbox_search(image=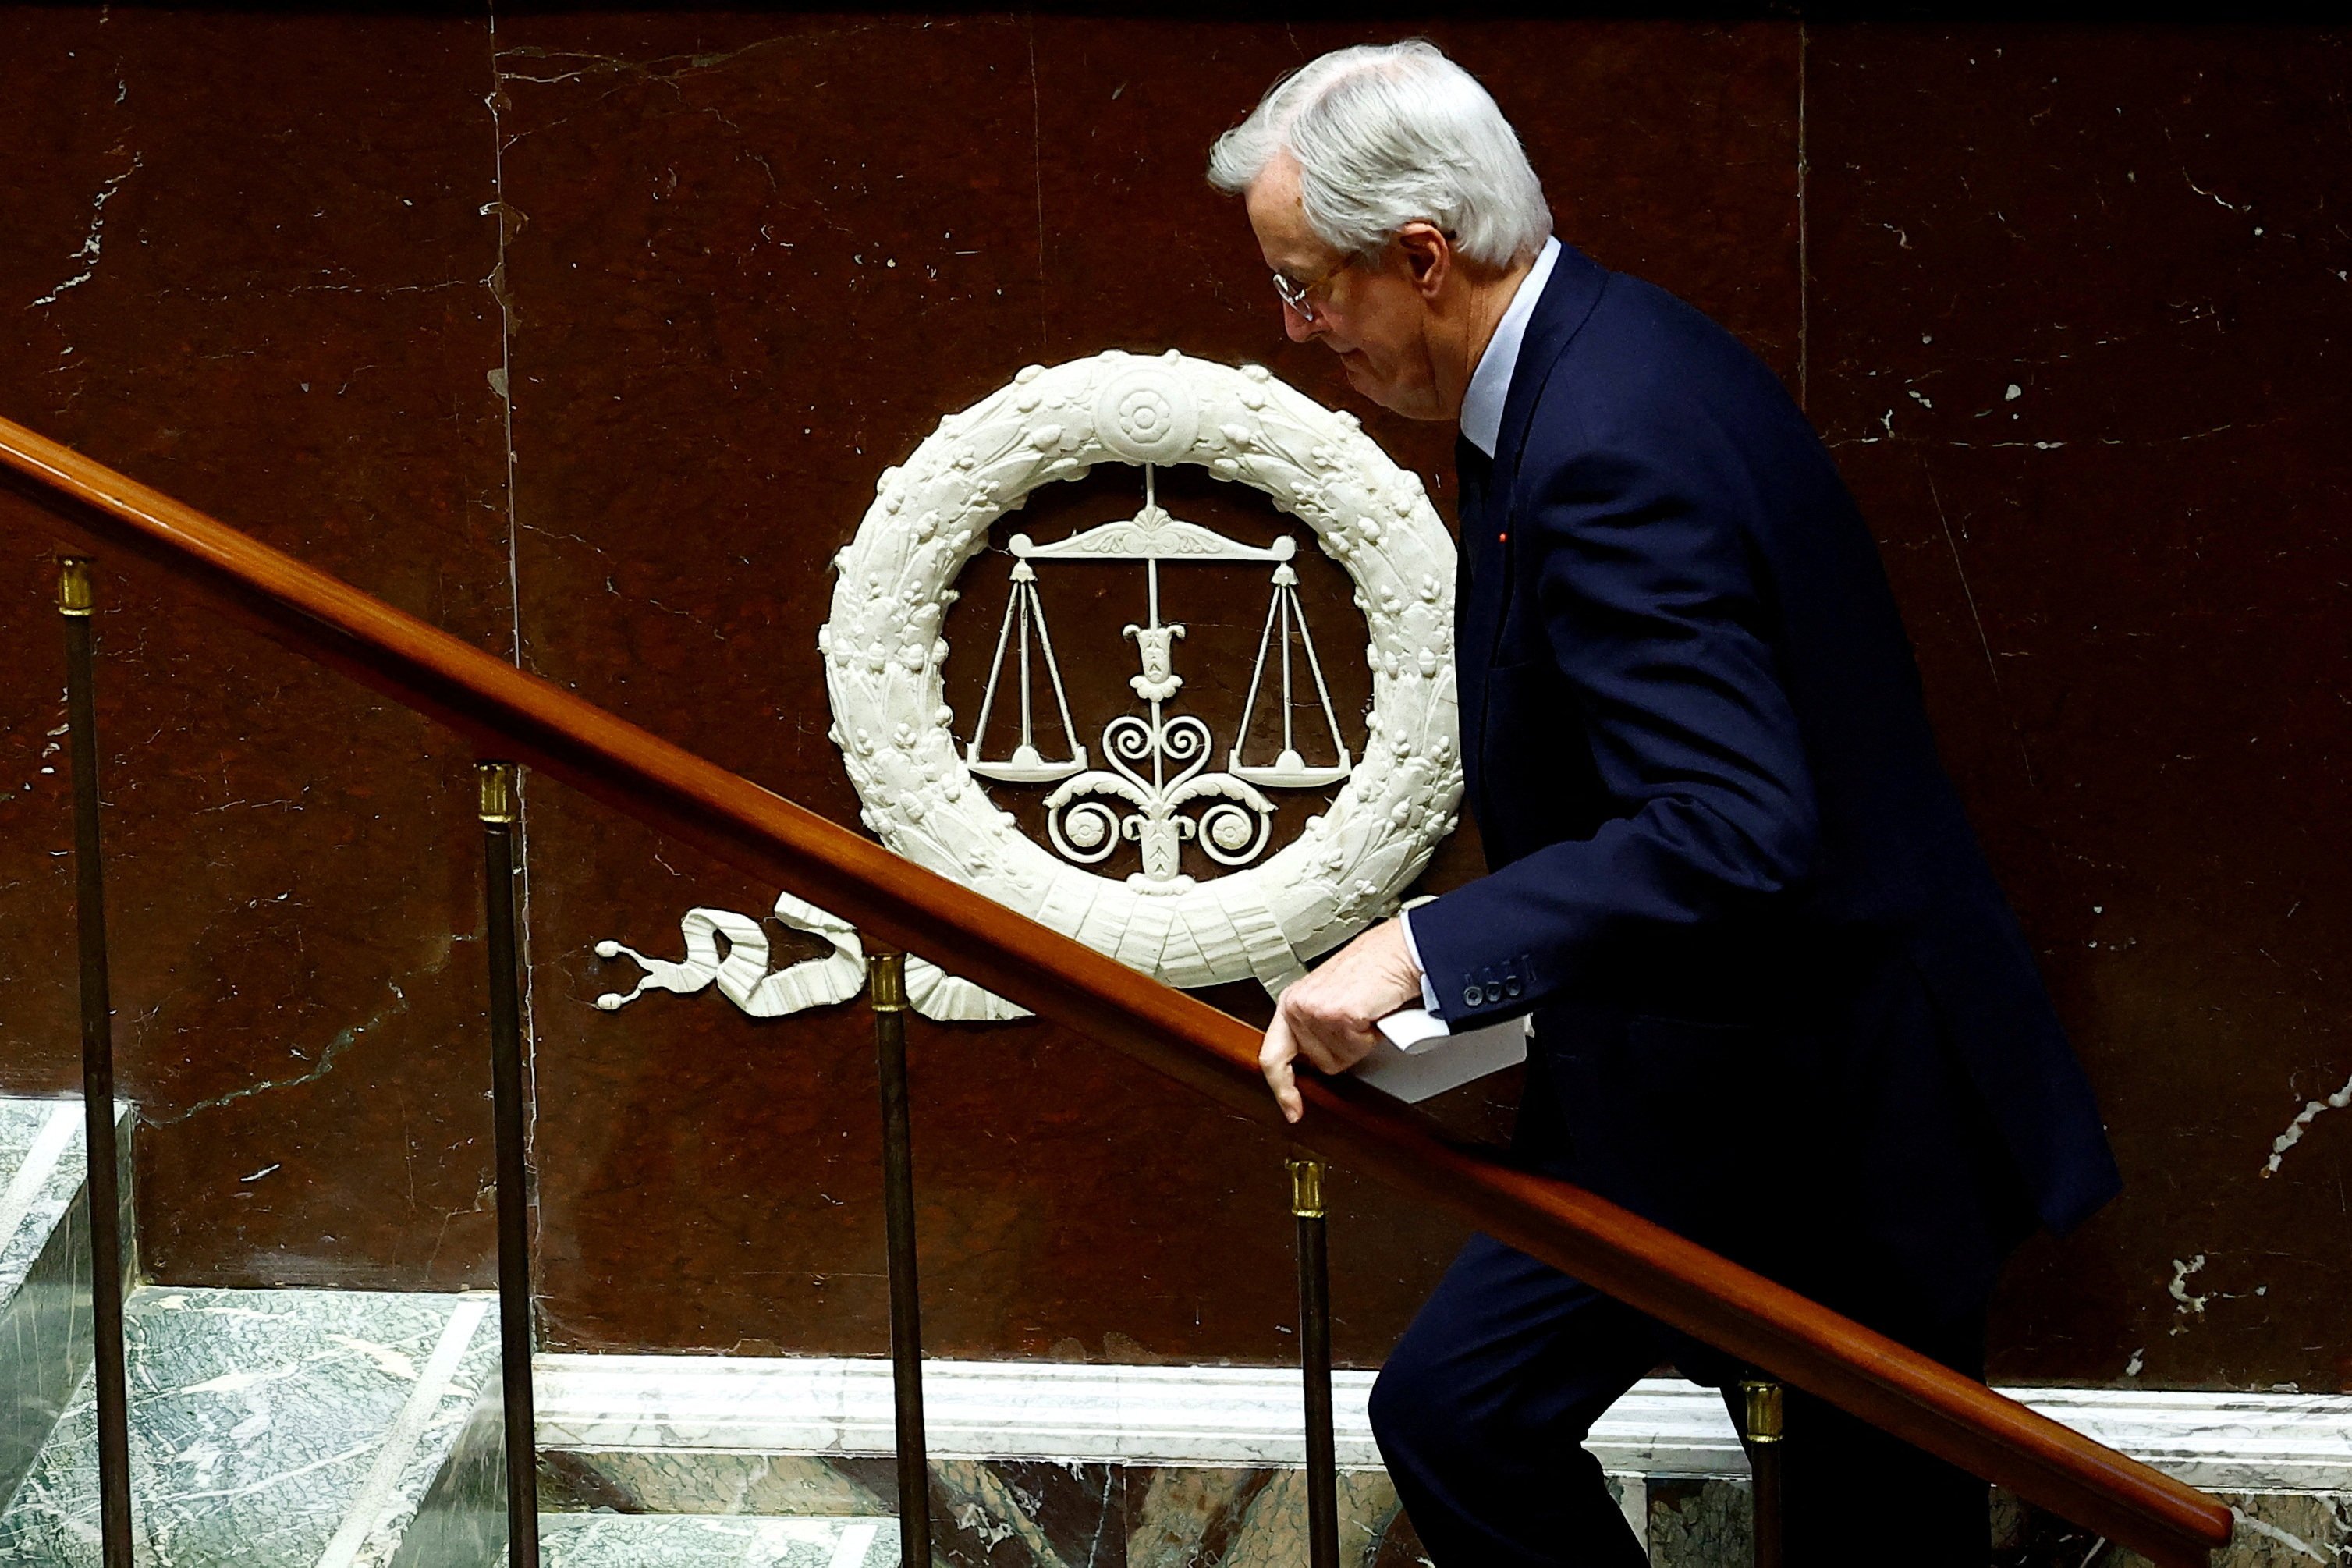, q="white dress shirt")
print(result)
[1400,234,1563,1011]
[1457,236,1562,459]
